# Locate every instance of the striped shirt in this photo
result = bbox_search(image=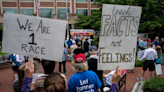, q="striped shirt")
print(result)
[36,74,49,92]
